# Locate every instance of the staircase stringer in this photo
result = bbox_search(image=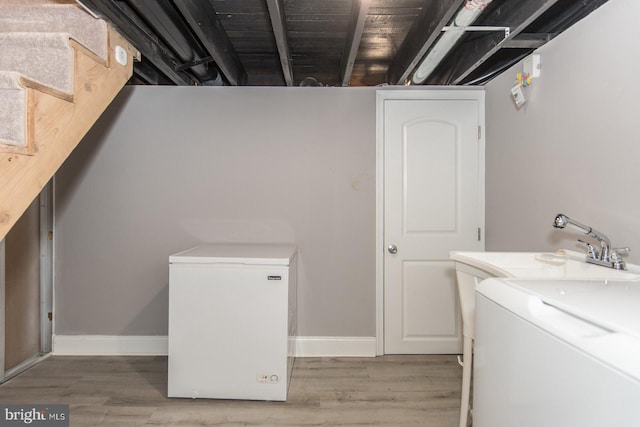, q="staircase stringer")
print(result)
[0,26,138,241]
